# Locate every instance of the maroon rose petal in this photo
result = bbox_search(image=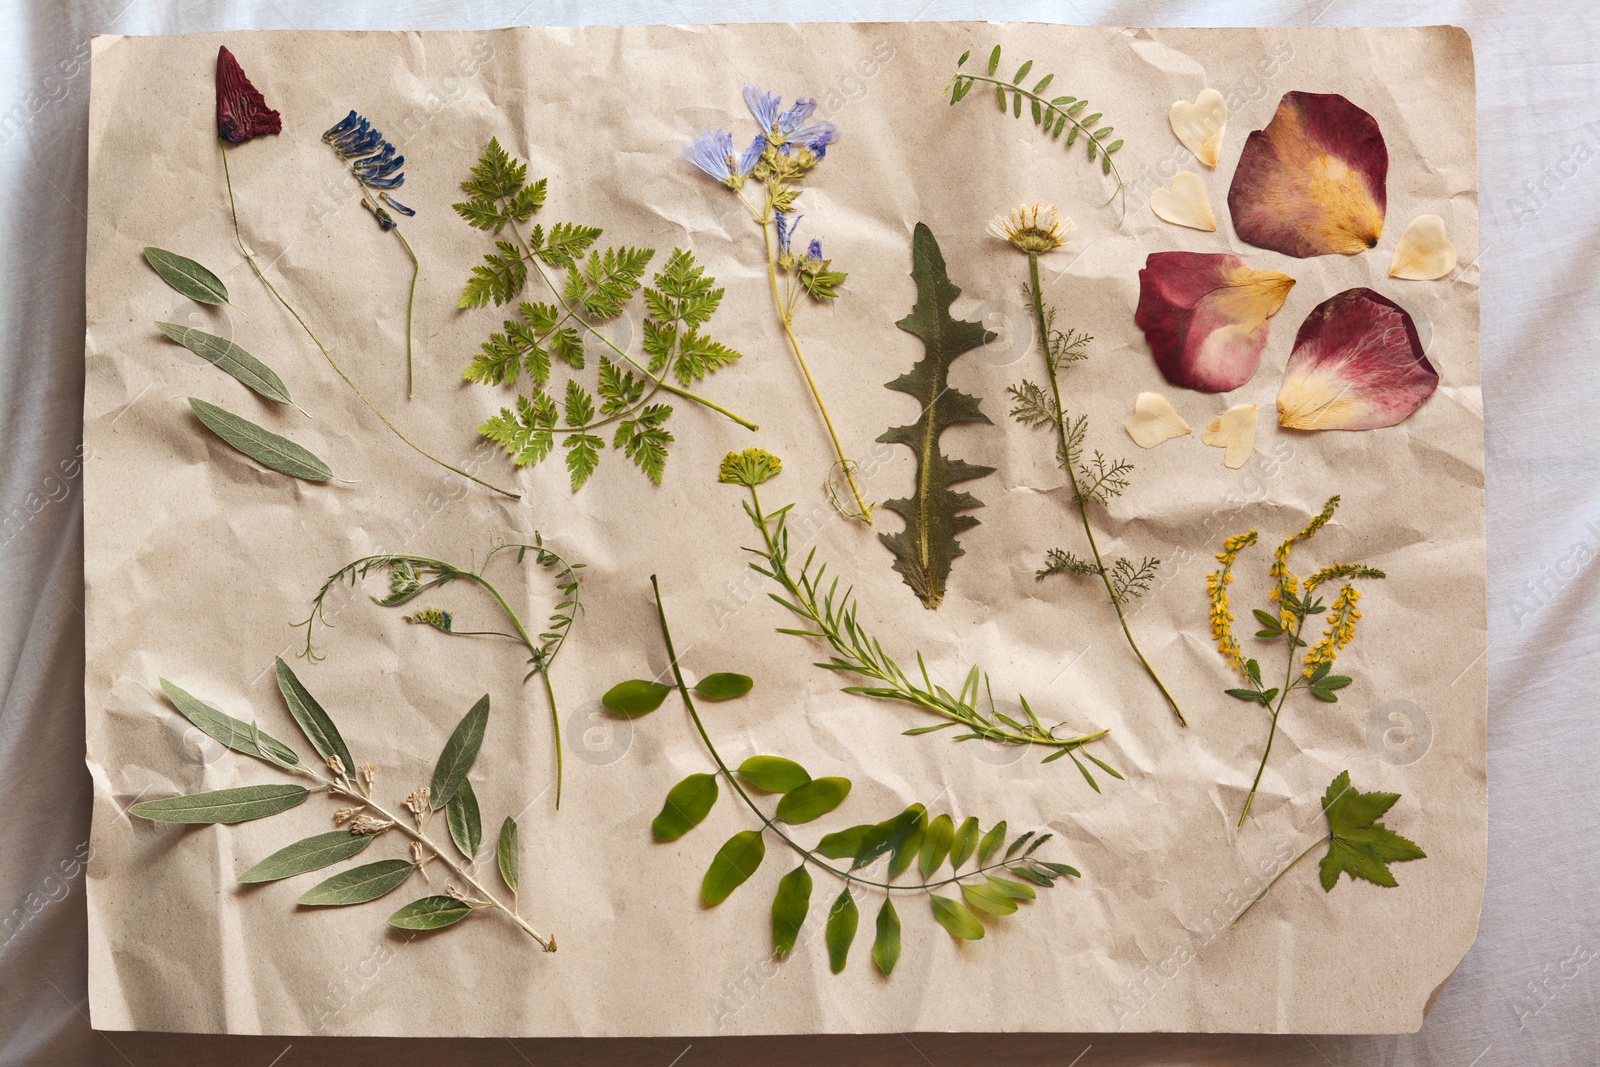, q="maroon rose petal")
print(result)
[216,46,281,144]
